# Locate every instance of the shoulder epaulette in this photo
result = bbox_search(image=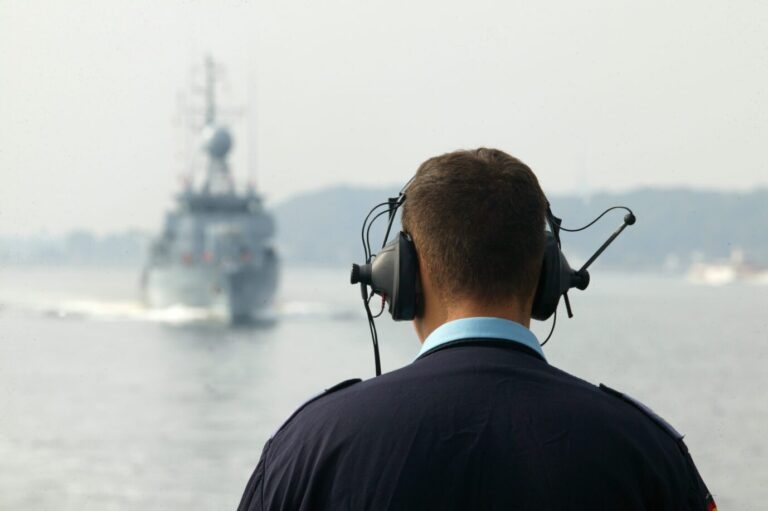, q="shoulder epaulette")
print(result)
[599,383,684,441]
[600,384,719,509]
[270,378,361,439]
